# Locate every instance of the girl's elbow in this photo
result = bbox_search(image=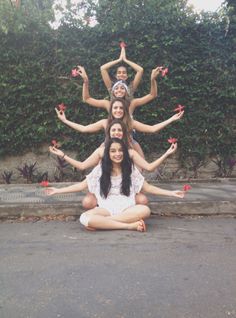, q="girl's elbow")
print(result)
[80,127,86,133]
[83,97,89,103]
[146,165,155,172]
[78,163,85,171]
